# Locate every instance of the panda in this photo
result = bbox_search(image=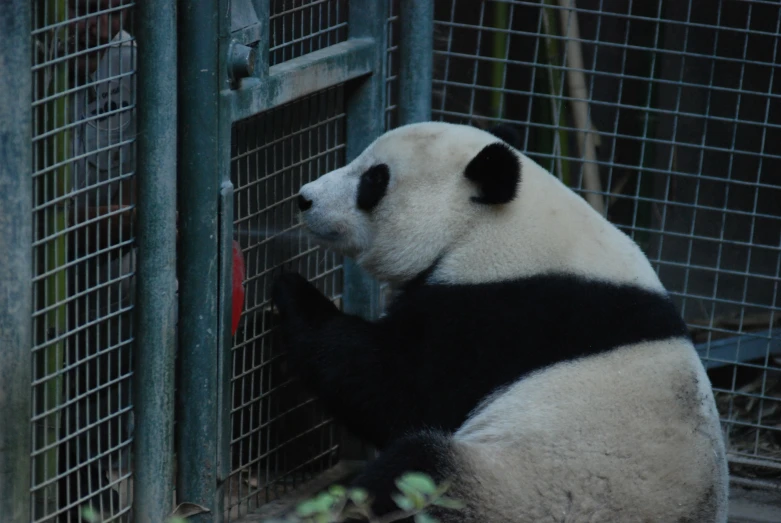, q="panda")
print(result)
[271,122,729,522]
